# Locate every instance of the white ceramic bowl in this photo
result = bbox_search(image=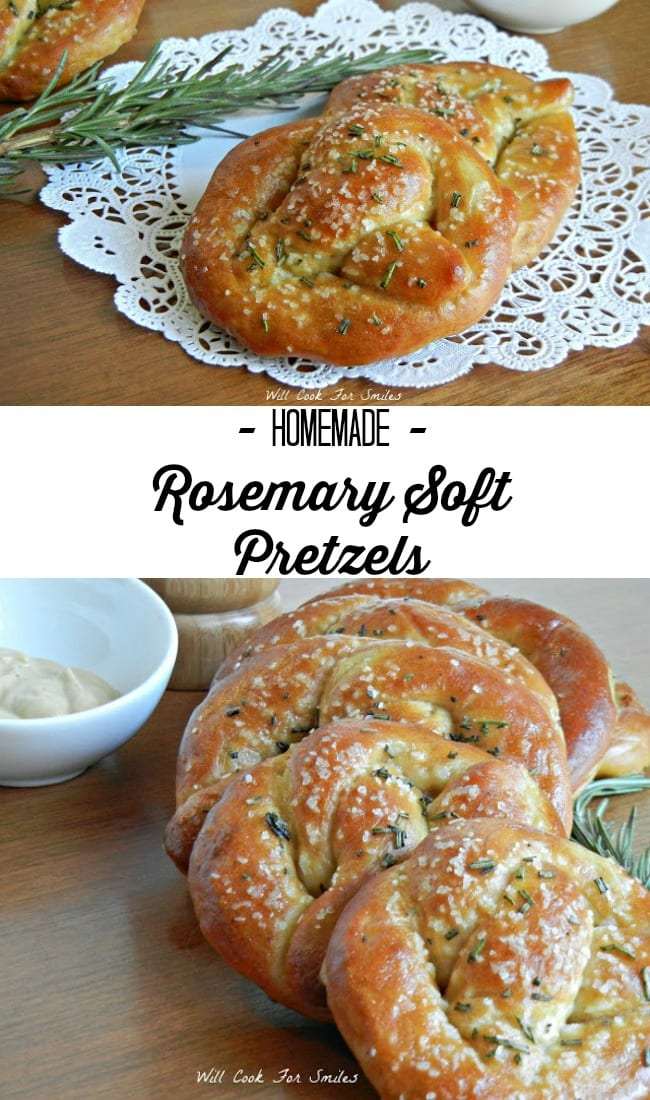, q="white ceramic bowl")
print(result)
[0,579,178,786]
[463,0,619,33]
